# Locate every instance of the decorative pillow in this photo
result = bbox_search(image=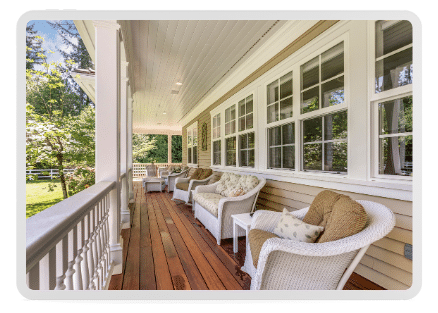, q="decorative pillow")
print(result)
[273,208,324,243]
[235,175,259,194]
[216,172,241,197]
[317,195,368,243]
[228,188,245,197]
[302,190,342,228]
[249,229,280,268]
